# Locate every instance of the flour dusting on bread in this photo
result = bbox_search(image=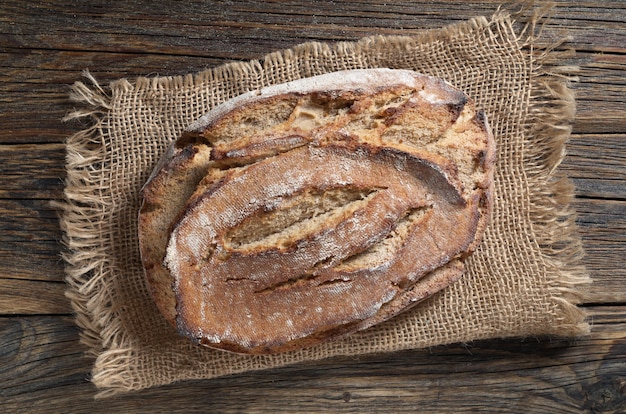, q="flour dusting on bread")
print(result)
[138,68,495,355]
